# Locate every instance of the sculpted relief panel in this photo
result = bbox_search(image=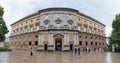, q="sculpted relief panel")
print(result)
[40,11,78,26]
